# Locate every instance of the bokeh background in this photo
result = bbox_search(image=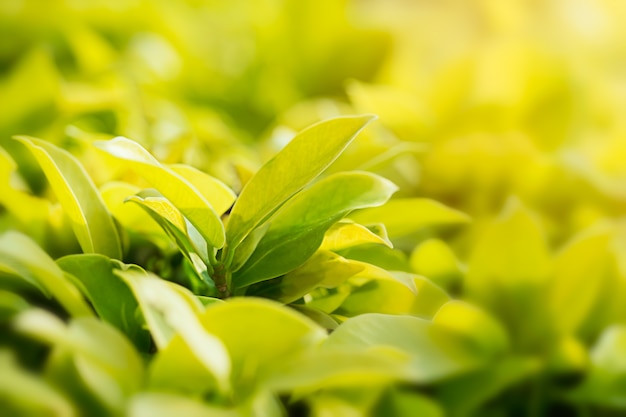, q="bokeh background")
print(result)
[2,0,626,415]
[3,0,626,233]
